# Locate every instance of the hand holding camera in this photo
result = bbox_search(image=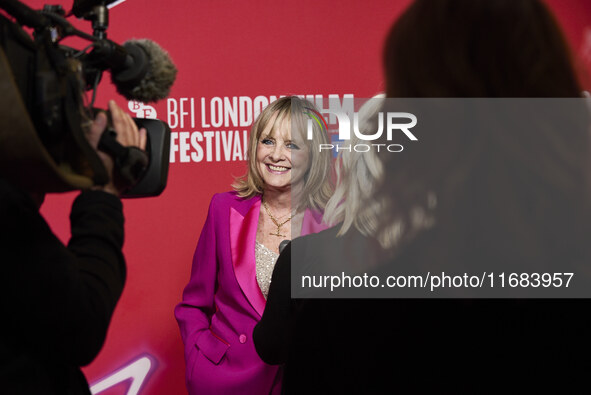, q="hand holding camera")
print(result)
[88,100,147,196]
